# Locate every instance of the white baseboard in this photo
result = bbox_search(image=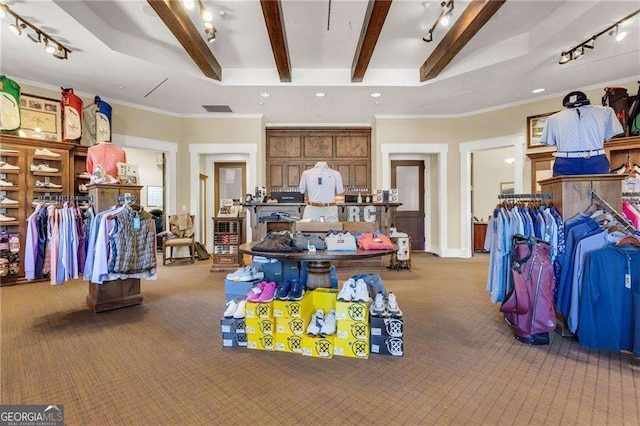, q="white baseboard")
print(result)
[440,248,468,258]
